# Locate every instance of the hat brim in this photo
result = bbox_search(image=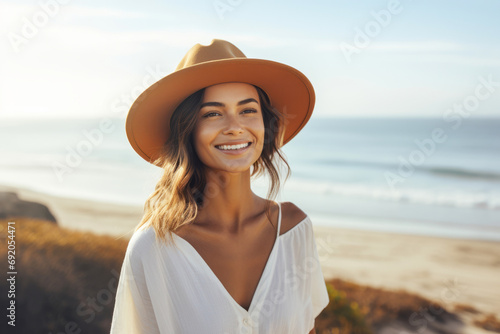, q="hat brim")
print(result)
[126,58,315,166]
